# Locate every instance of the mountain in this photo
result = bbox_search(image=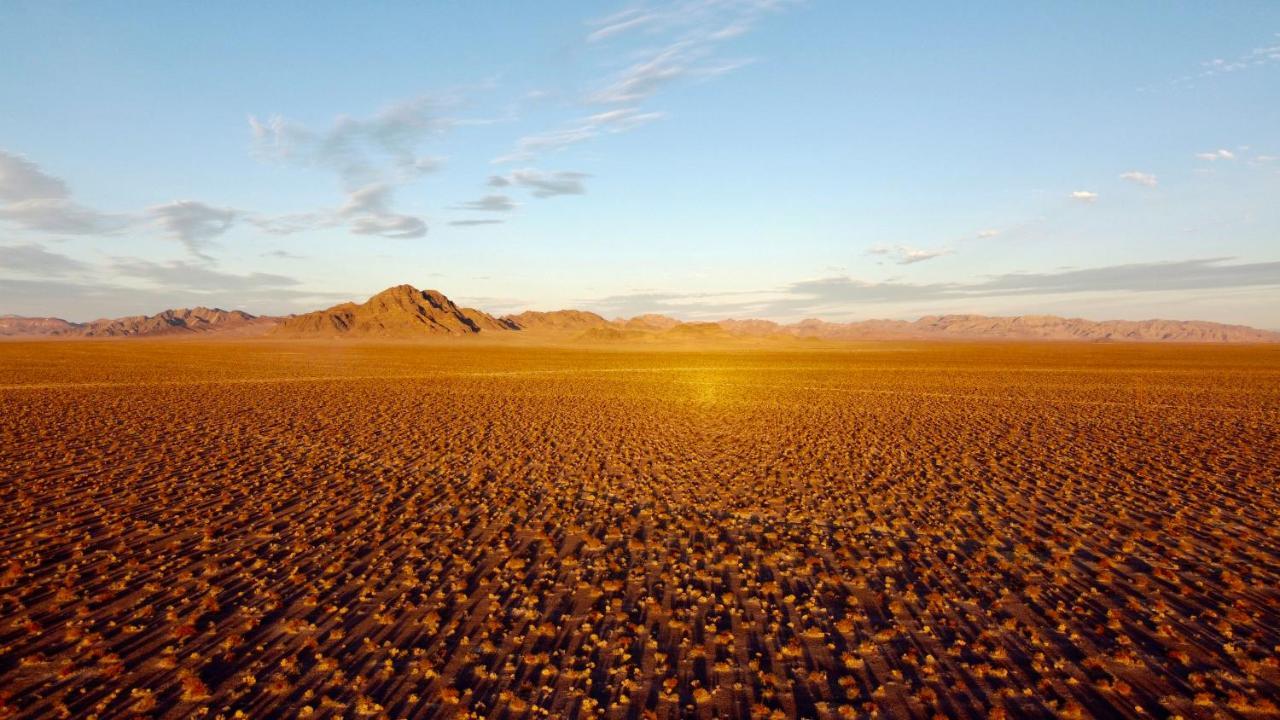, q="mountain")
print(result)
[79,308,274,337]
[273,285,516,338]
[502,309,611,333]
[4,285,1278,343]
[0,315,81,337]
[709,314,1280,343]
[623,314,682,332]
[906,314,1280,343]
[0,308,274,338]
